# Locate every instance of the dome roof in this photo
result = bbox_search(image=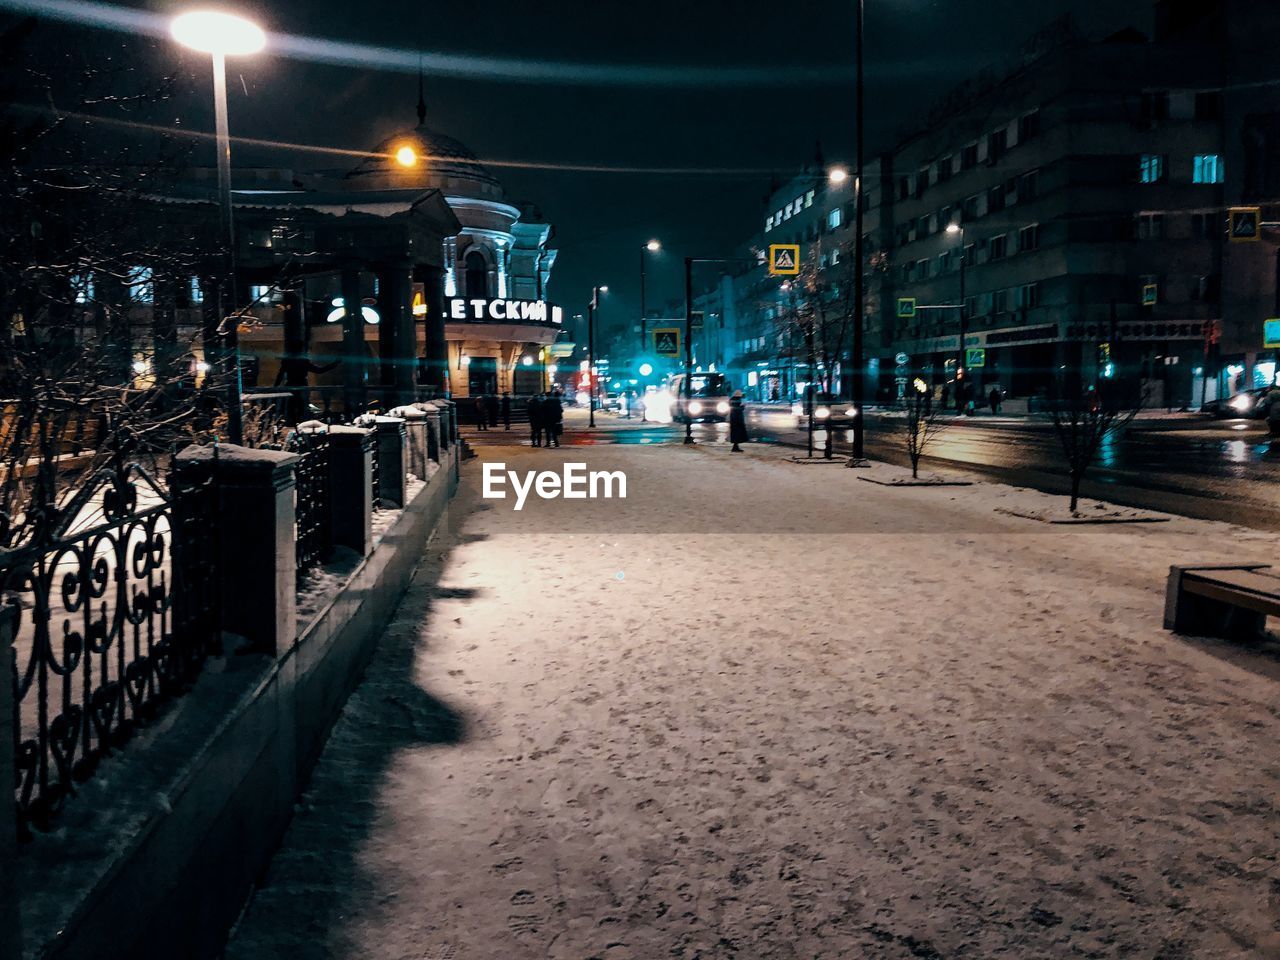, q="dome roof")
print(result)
[347,123,504,198]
